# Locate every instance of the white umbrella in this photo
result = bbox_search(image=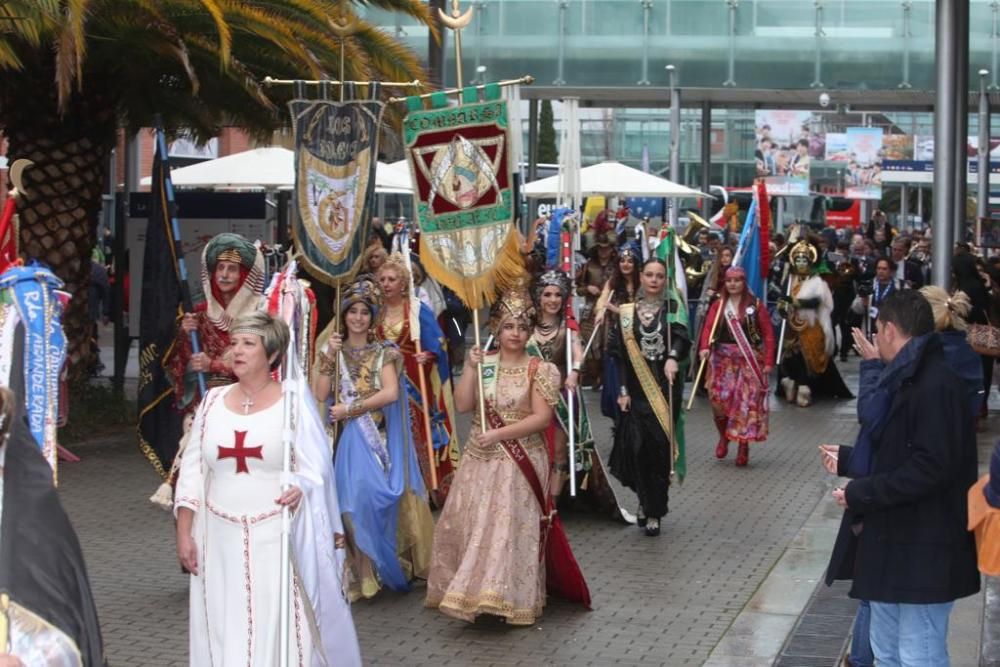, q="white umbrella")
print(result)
[140,147,412,193]
[523,160,710,199]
